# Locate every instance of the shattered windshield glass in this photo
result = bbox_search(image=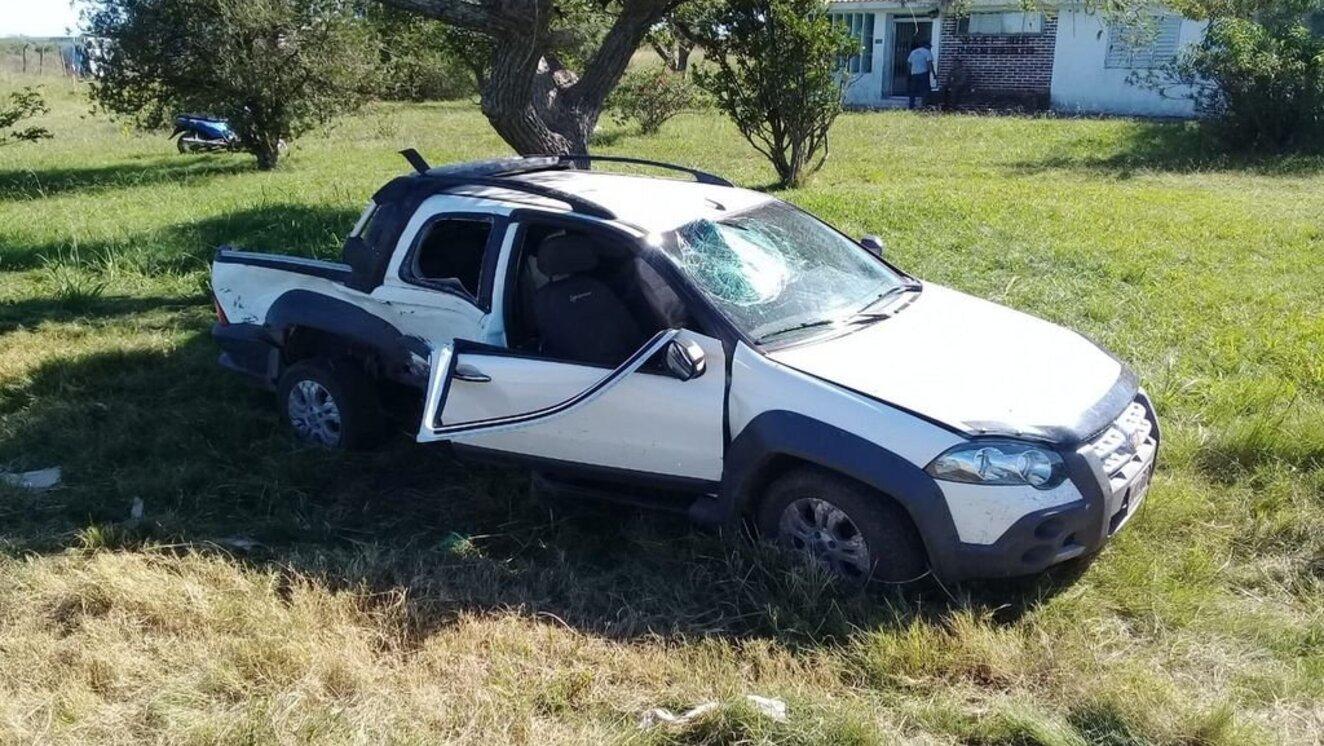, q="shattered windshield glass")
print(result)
[664,201,905,343]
